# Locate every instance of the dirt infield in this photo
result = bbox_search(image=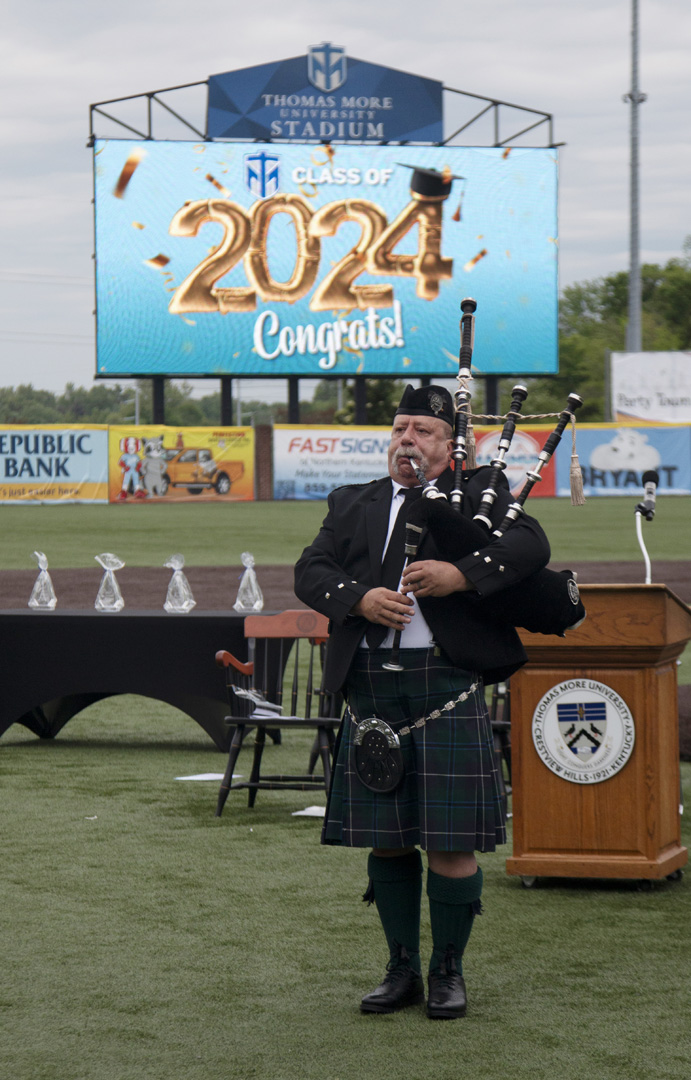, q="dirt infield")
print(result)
[4,559,690,612]
[3,560,690,757]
